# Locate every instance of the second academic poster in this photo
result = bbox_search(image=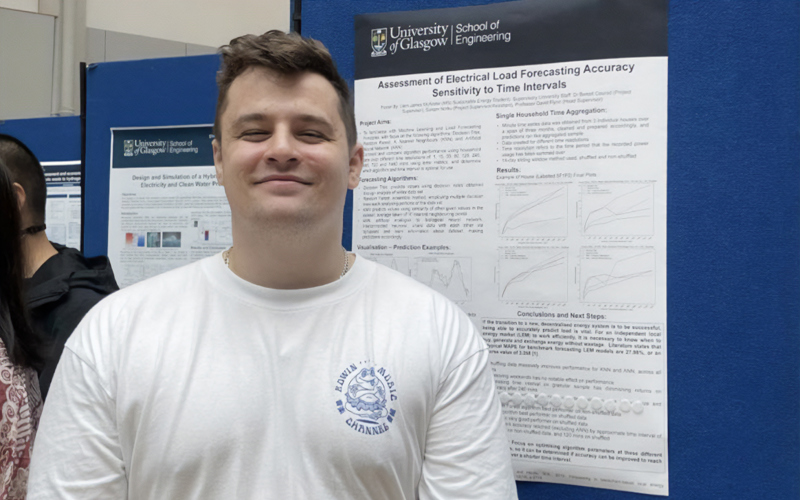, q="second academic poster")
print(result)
[107,126,231,288]
[352,0,669,495]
